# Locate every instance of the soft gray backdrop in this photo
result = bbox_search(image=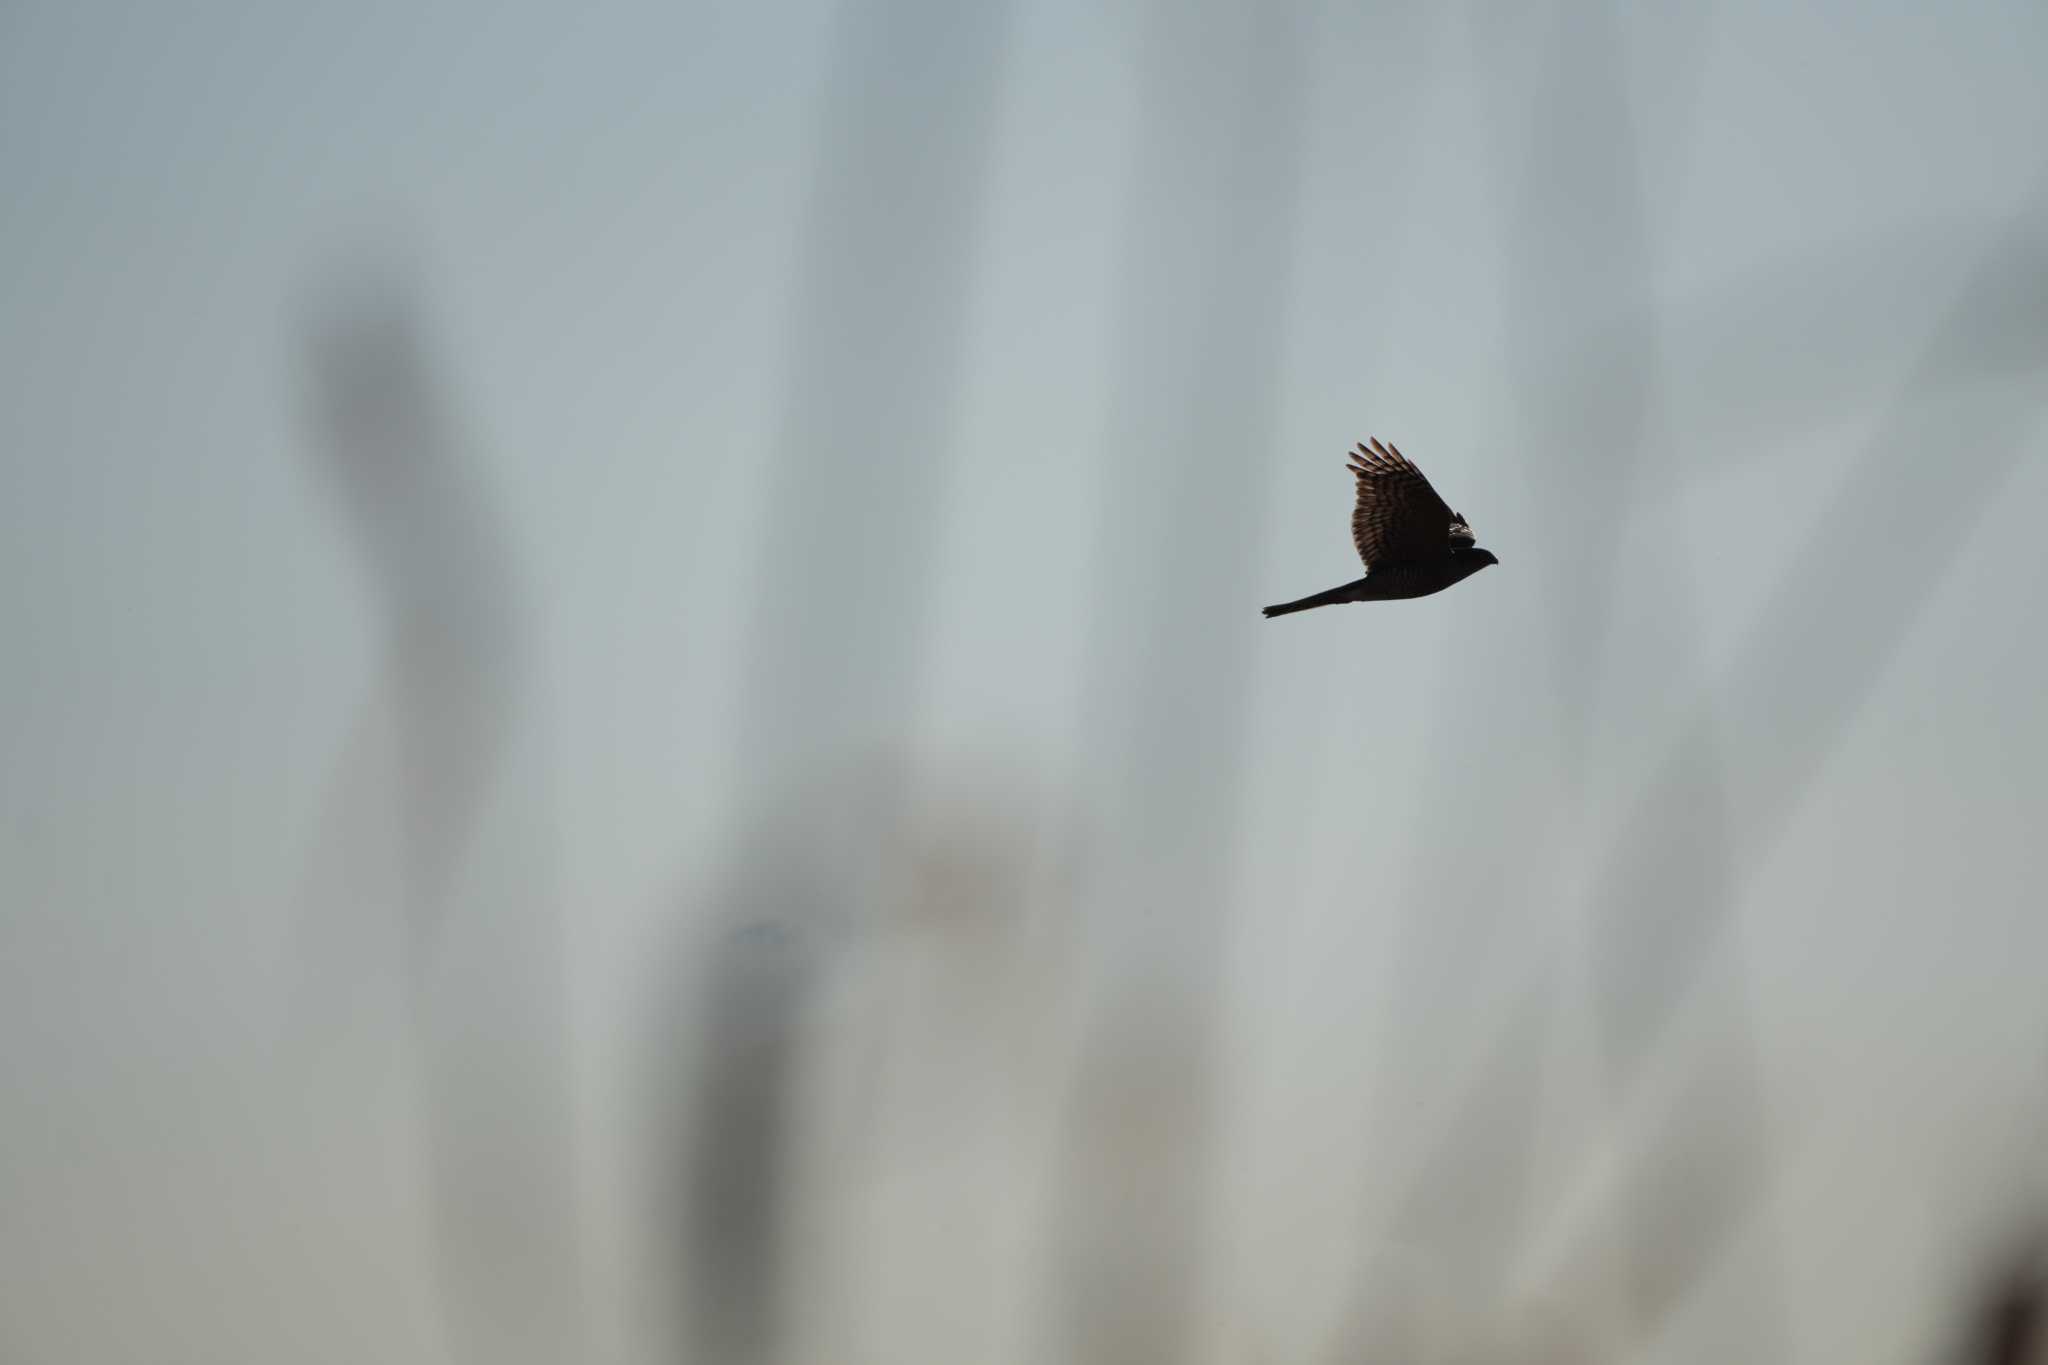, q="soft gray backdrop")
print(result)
[3,2,2045,1363]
